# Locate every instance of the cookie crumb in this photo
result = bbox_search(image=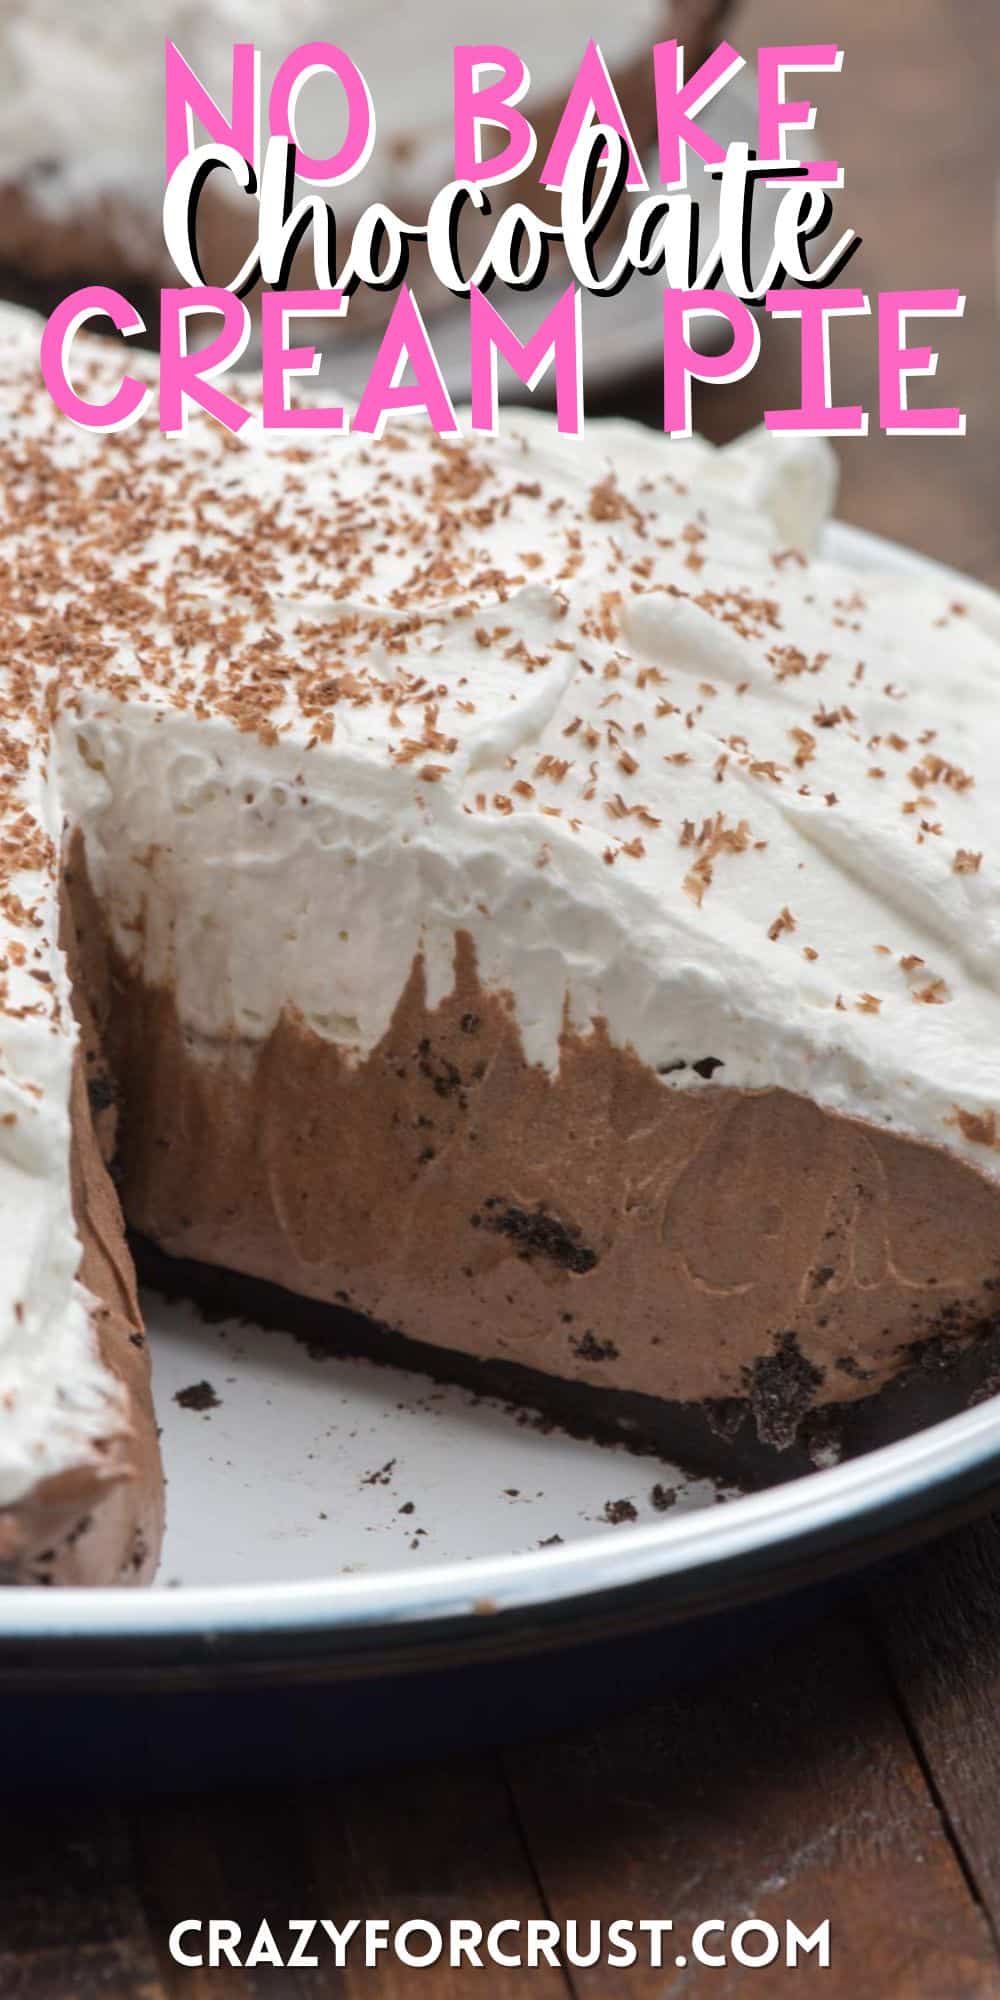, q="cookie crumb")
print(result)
[174,1380,219,1412]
